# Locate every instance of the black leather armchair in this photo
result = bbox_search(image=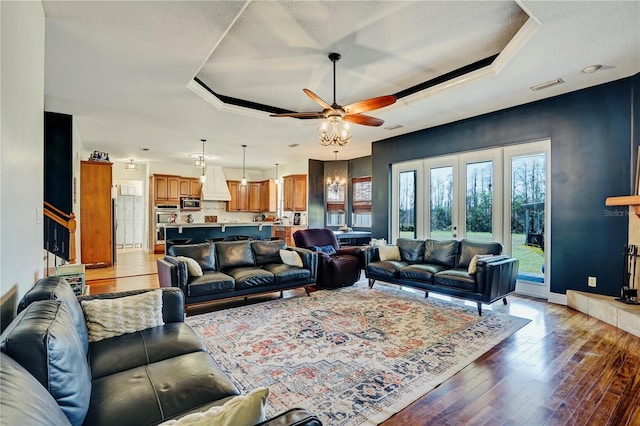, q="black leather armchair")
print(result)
[292,228,361,288]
